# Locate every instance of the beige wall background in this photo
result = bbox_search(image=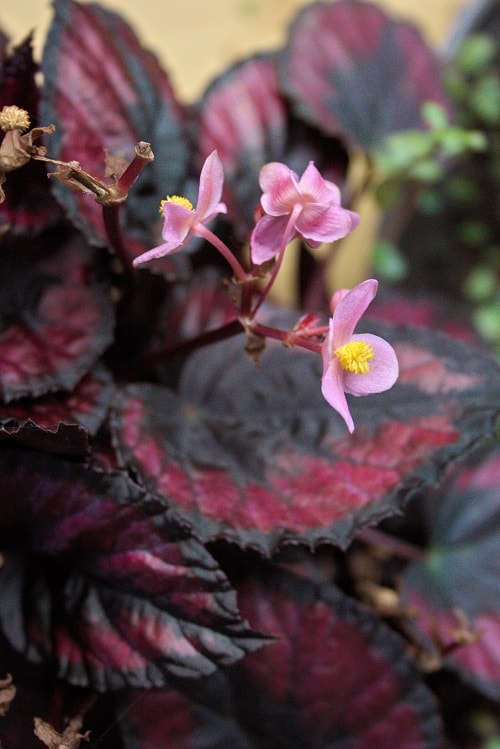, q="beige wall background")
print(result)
[4,0,467,103]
